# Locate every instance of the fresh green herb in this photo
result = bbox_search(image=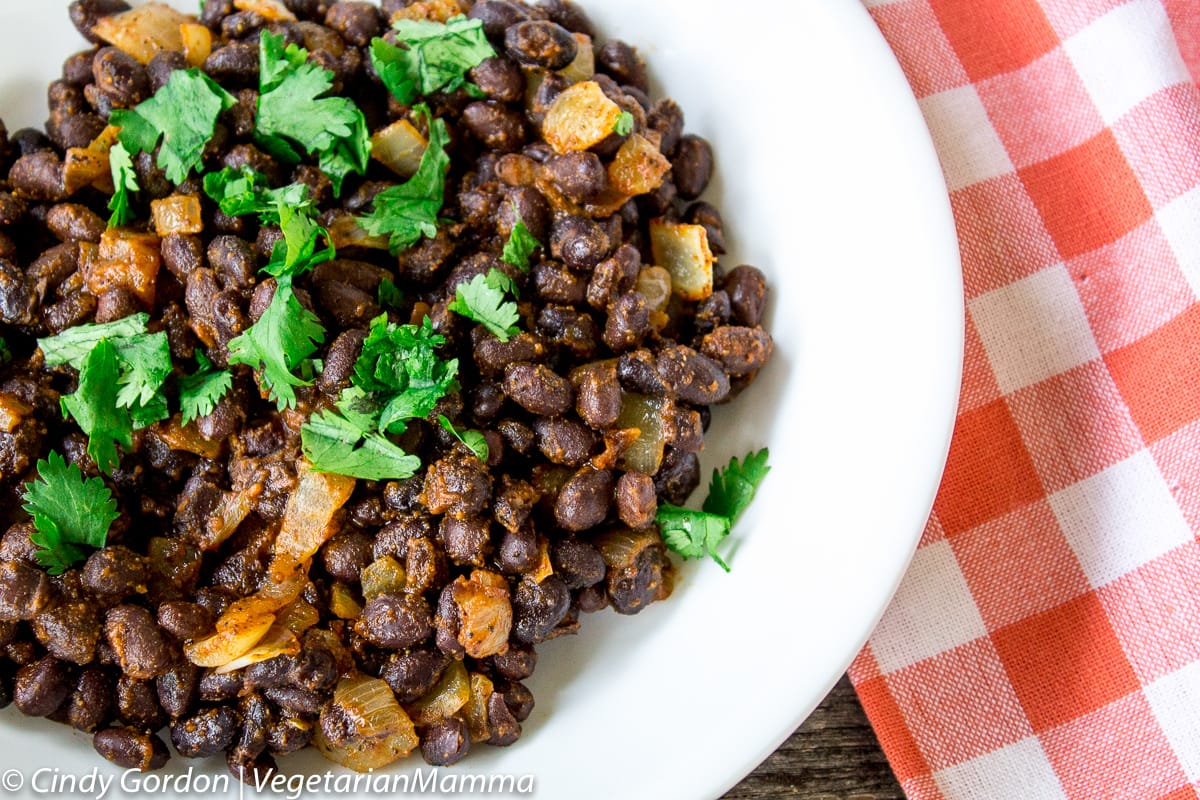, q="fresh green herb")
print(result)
[656,448,771,571]
[110,68,235,184]
[356,104,450,254]
[377,278,405,311]
[179,352,233,425]
[351,315,459,433]
[301,407,421,481]
[107,141,139,227]
[227,276,325,409]
[264,200,335,277]
[703,447,771,524]
[0,336,10,367]
[370,16,495,104]
[255,30,370,196]
[113,332,173,410]
[40,314,152,368]
[438,414,488,462]
[22,452,119,576]
[449,268,520,342]
[500,213,540,272]
[59,339,132,474]
[613,111,634,136]
[202,166,309,220]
